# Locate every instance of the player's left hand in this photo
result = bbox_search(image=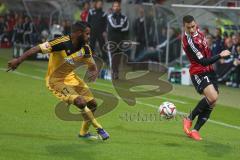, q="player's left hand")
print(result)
[220,50,231,58]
